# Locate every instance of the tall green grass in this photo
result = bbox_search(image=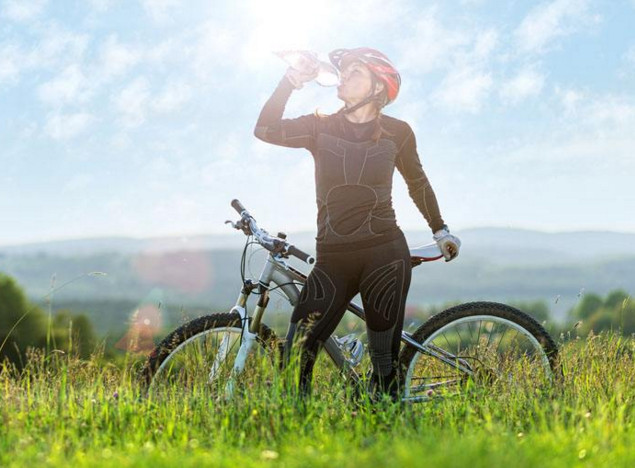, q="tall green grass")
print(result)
[1,333,633,467]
